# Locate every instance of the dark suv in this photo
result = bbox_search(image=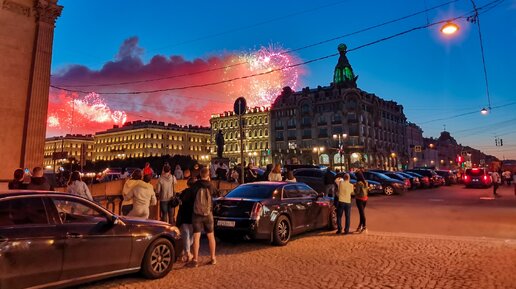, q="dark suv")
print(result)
[293,168,383,195]
[463,168,492,188]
